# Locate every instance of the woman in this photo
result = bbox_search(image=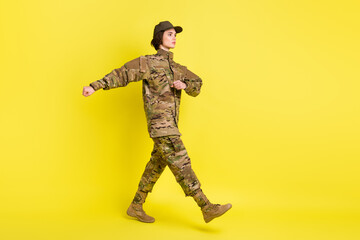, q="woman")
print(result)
[82,21,231,223]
